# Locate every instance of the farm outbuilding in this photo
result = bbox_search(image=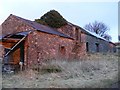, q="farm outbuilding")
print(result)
[0,14,116,71]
